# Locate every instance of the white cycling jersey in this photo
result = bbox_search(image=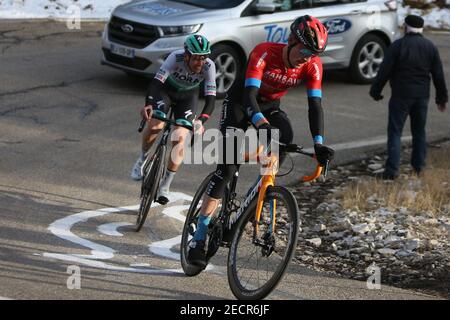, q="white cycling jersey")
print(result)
[154,49,216,96]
